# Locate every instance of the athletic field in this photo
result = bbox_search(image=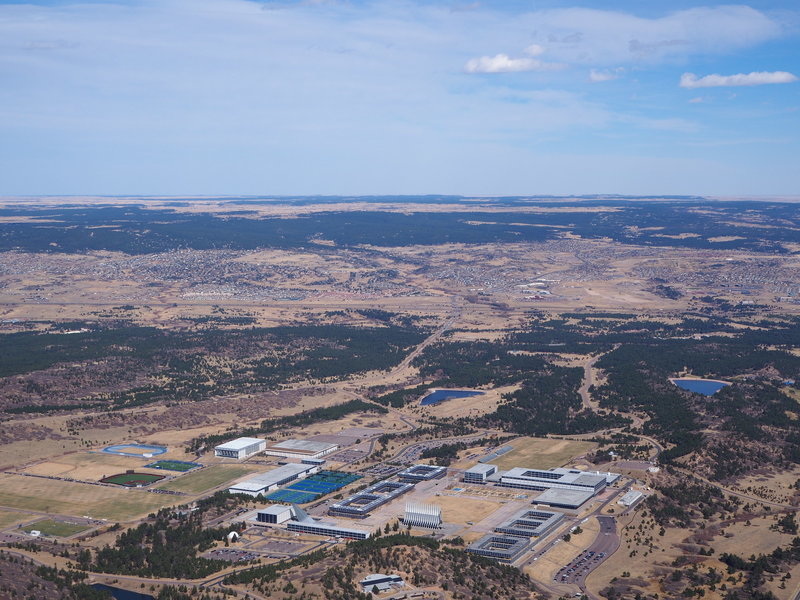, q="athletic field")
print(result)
[145,460,200,472]
[23,519,89,537]
[100,472,166,487]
